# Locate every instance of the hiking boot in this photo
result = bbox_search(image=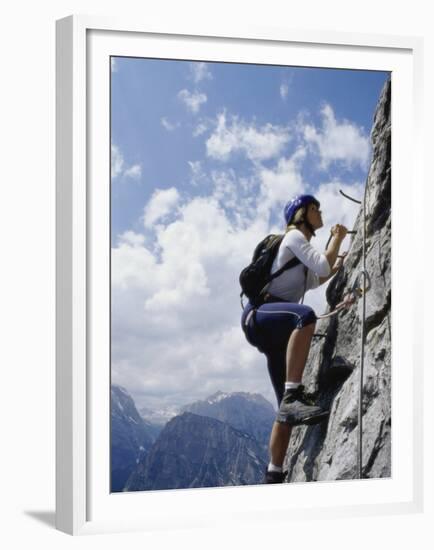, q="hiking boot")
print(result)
[264,468,287,484]
[276,385,329,426]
